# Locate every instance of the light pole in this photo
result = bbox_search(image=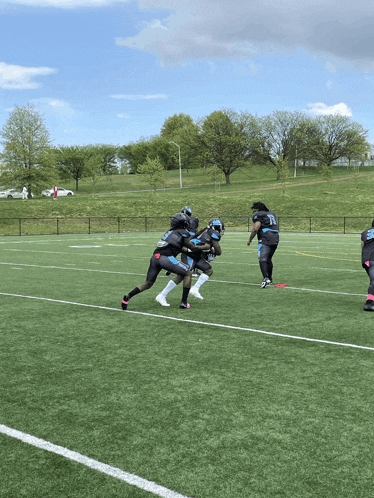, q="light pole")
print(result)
[294,146,297,178]
[169,141,182,188]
